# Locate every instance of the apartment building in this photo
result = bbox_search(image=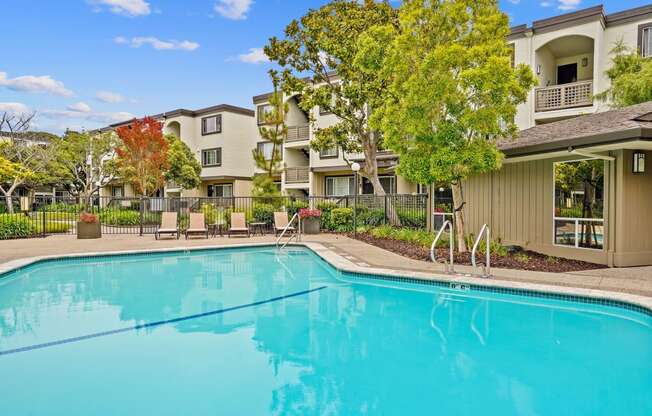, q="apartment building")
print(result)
[102,104,257,199]
[252,91,419,198]
[511,4,652,129]
[252,5,652,198]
